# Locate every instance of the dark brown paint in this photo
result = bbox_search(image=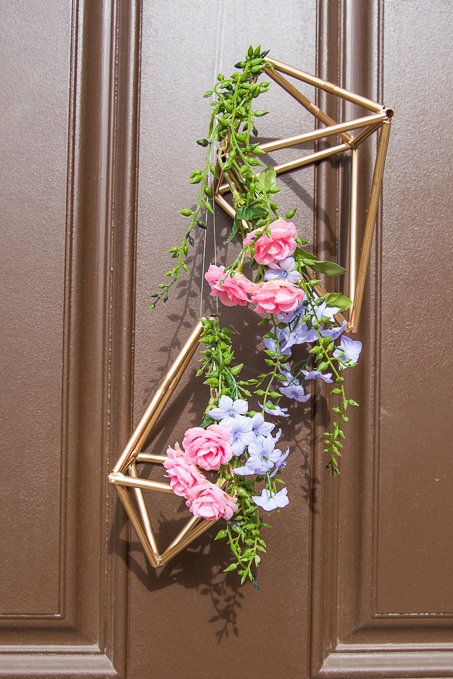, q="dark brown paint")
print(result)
[1,1,452,677]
